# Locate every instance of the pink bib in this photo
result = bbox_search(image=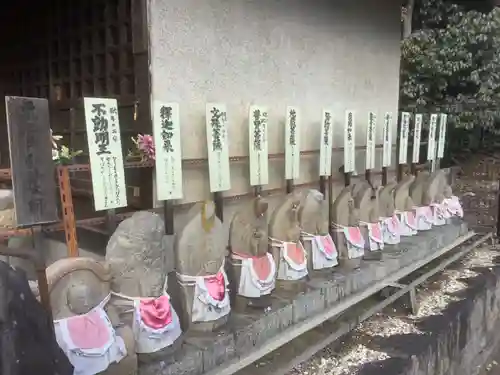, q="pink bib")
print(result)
[388,215,400,234]
[344,227,365,248]
[252,255,273,281]
[66,310,112,350]
[139,296,173,330]
[321,235,336,256]
[406,211,416,228]
[285,242,305,265]
[369,223,383,243]
[204,272,226,302]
